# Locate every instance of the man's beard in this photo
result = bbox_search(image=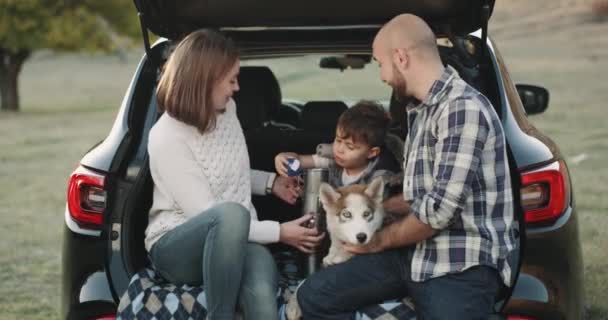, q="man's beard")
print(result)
[390,67,409,102]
